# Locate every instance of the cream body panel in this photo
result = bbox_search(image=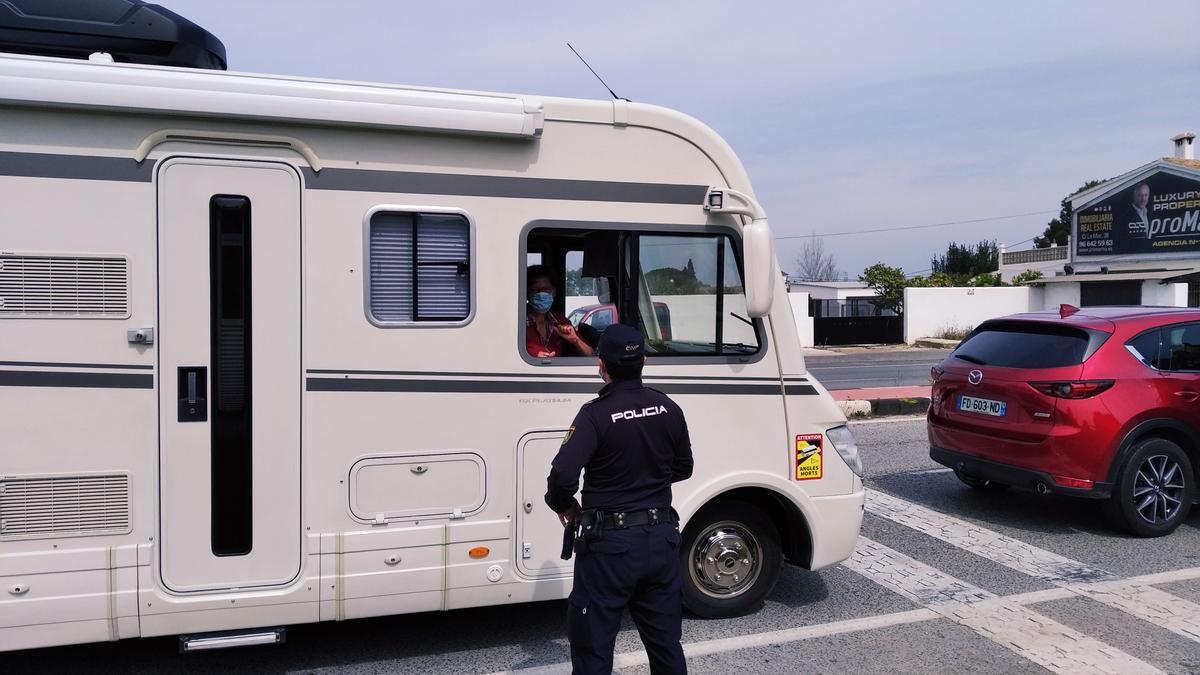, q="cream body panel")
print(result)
[0,56,862,652]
